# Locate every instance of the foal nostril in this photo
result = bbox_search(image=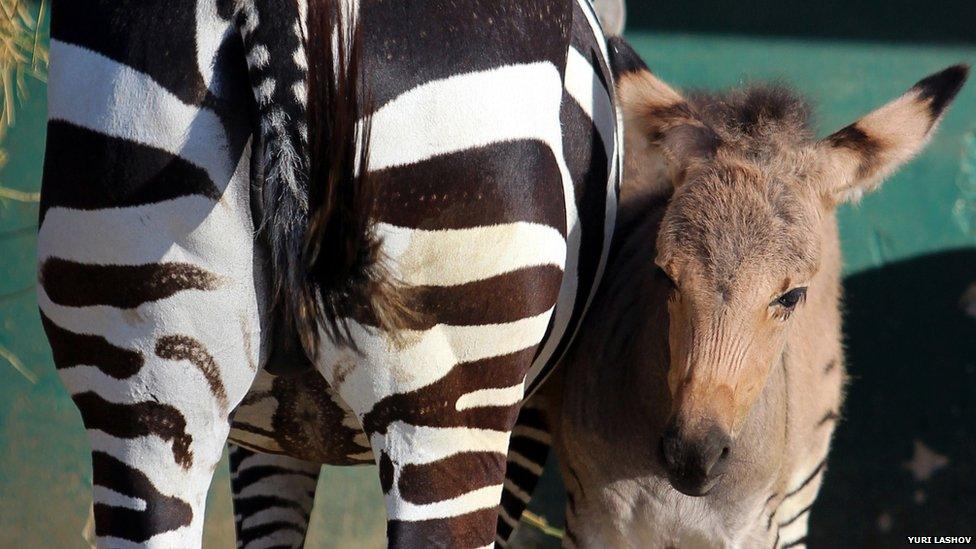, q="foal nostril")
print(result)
[660,423,731,475]
[700,427,732,478]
